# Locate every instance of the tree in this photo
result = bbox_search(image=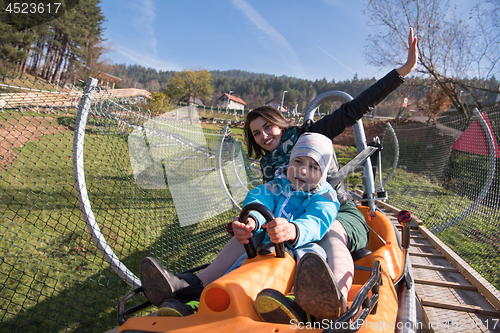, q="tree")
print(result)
[393,81,418,118]
[163,68,214,124]
[147,92,170,115]
[417,85,453,122]
[0,0,106,82]
[471,0,500,80]
[285,89,298,112]
[164,68,214,105]
[364,0,500,116]
[0,0,80,32]
[0,24,36,73]
[68,0,106,82]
